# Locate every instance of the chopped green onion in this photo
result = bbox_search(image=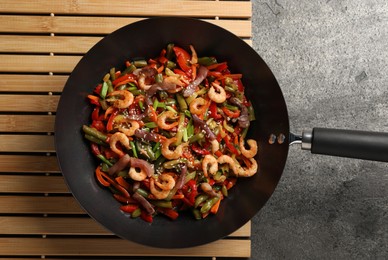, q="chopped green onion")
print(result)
[153,99,159,110]
[138,100,144,111]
